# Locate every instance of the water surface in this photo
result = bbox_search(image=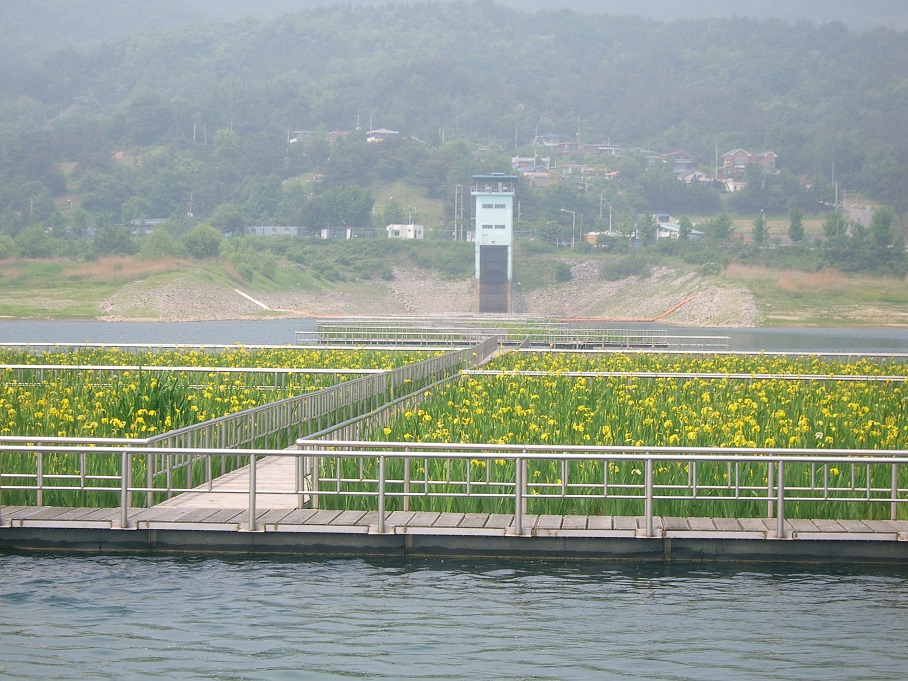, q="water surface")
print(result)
[1,554,905,680]
[1,319,907,353]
